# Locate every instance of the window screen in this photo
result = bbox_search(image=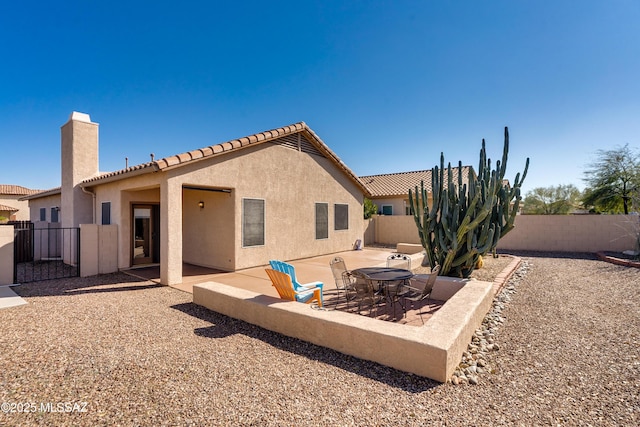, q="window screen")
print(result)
[315,203,328,239]
[39,208,46,221]
[382,205,393,215]
[102,202,111,225]
[50,207,59,223]
[334,204,349,230]
[243,198,265,247]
